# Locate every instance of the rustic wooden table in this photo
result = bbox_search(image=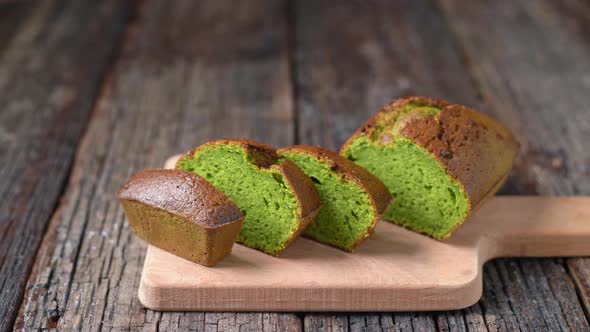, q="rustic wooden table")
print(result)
[1,0,589,331]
